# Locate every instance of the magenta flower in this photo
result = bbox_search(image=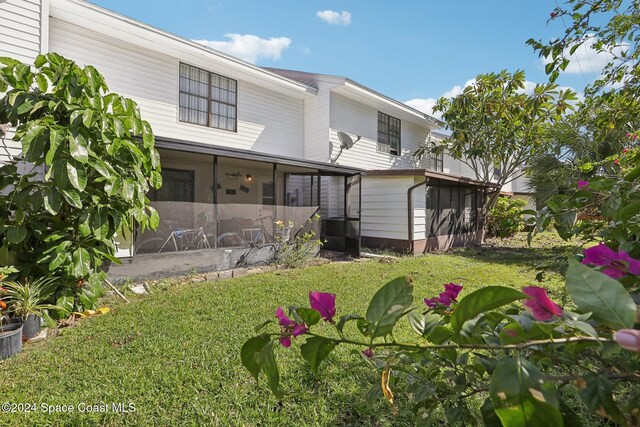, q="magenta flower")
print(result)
[522,286,563,321]
[275,307,307,348]
[577,180,589,189]
[309,291,336,322]
[443,283,463,300]
[582,244,640,279]
[362,348,375,358]
[424,283,463,308]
